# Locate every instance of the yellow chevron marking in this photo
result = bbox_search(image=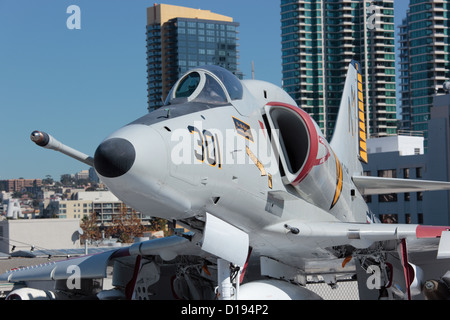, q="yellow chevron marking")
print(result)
[360,130,366,142]
[331,153,343,210]
[357,70,368,164]
[358,90,364,103]
[360,150,368,163]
